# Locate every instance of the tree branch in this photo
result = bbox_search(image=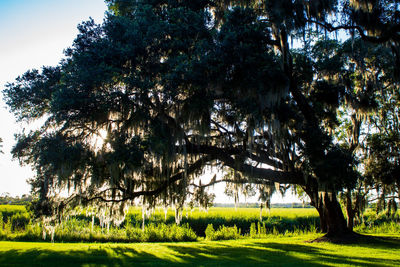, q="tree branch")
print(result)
[190,177,279,189]
[219,153,304,185]
[307,19,400,44]
[70,155,217,203]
